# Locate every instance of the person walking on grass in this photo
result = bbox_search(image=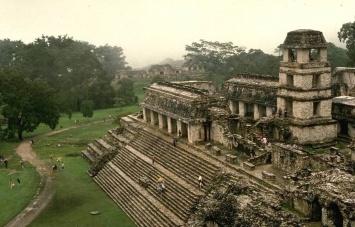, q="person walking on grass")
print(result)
[17,178,20,187]
[10,179,14,189]
[4,159,8,169]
